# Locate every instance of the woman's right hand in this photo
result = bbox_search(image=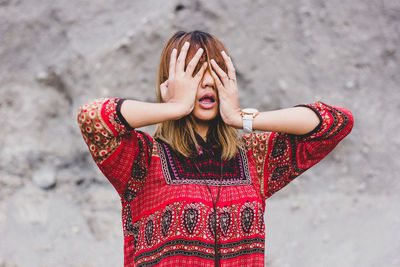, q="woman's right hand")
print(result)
[160,42,207,116]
